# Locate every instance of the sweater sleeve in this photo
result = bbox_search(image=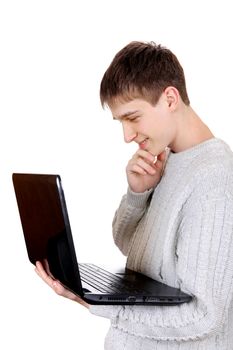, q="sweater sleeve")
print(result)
[90,189,233,342]
[112,187,153,256]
